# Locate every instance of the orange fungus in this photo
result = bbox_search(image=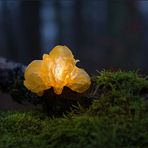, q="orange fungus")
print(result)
[24,45,91,95]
